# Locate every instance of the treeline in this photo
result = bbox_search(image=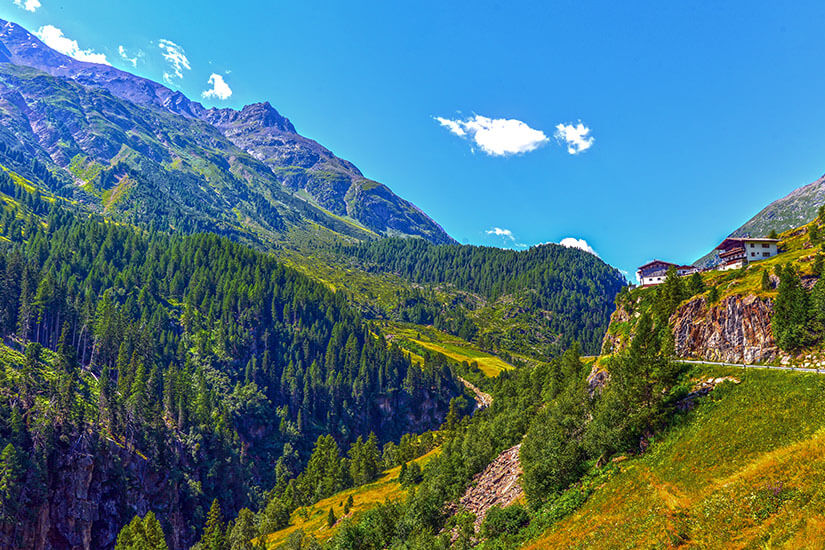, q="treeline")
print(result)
[0,191,466,548]
[341,238,626,354]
